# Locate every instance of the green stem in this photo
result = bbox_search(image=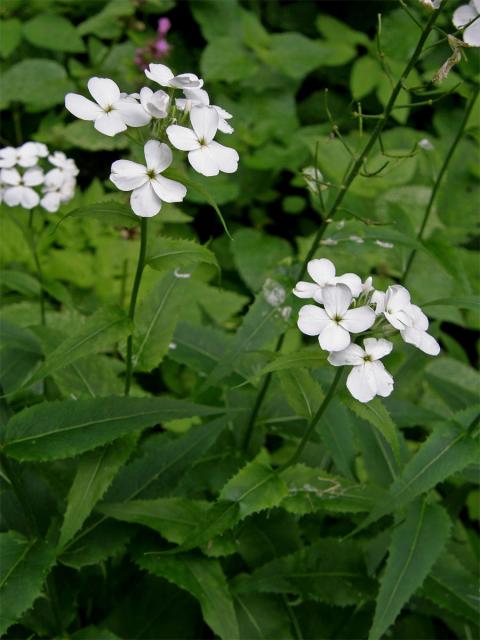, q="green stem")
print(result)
[279,368,344,472]
[124,218,148,396]
[28,210,46,325]
[243,6,443,452]
[401,84,479,282]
